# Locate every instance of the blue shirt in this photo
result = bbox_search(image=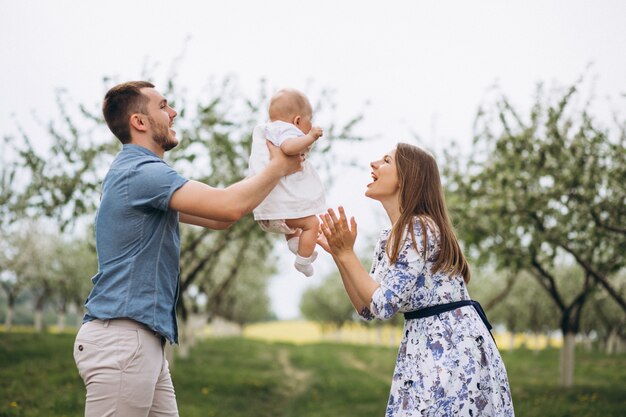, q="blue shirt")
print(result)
[84,144,188,343]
